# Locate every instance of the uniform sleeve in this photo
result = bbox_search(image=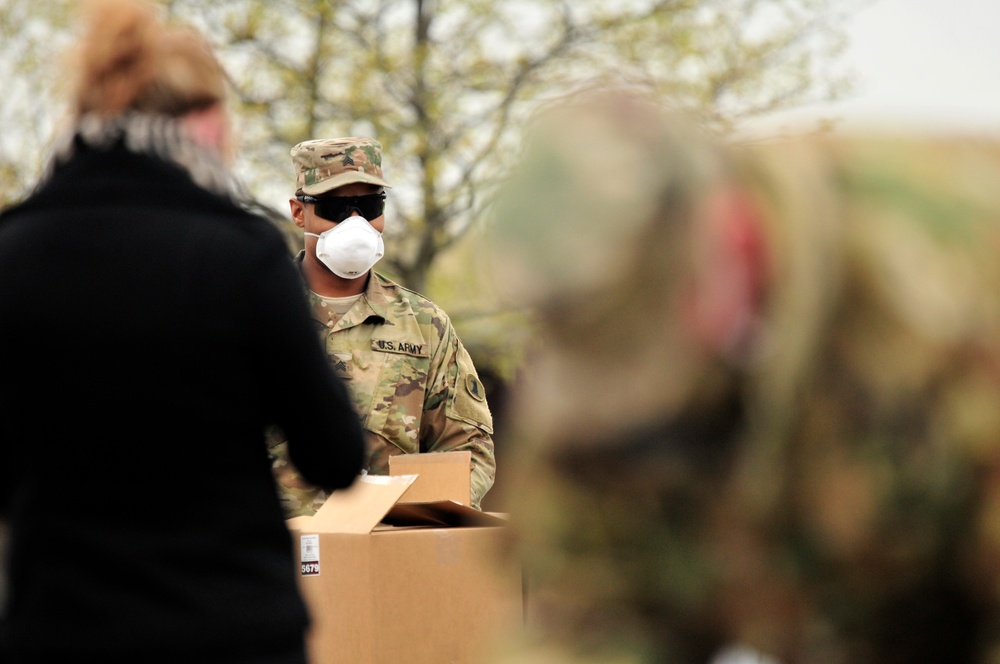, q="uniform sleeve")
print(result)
[267,428,332,518]
[419,322,496,510]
